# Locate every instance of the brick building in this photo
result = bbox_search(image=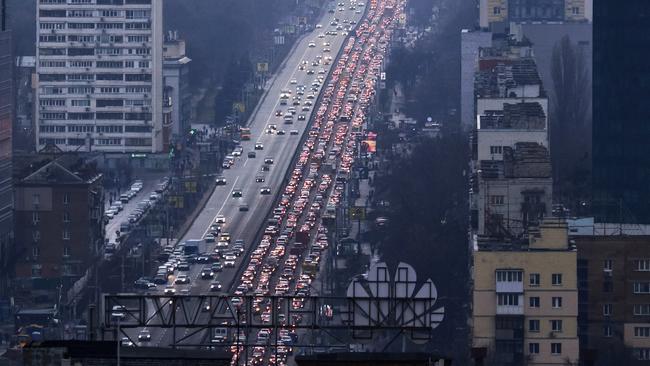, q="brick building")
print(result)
[13,158,104,304]
[576,235,650,363]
